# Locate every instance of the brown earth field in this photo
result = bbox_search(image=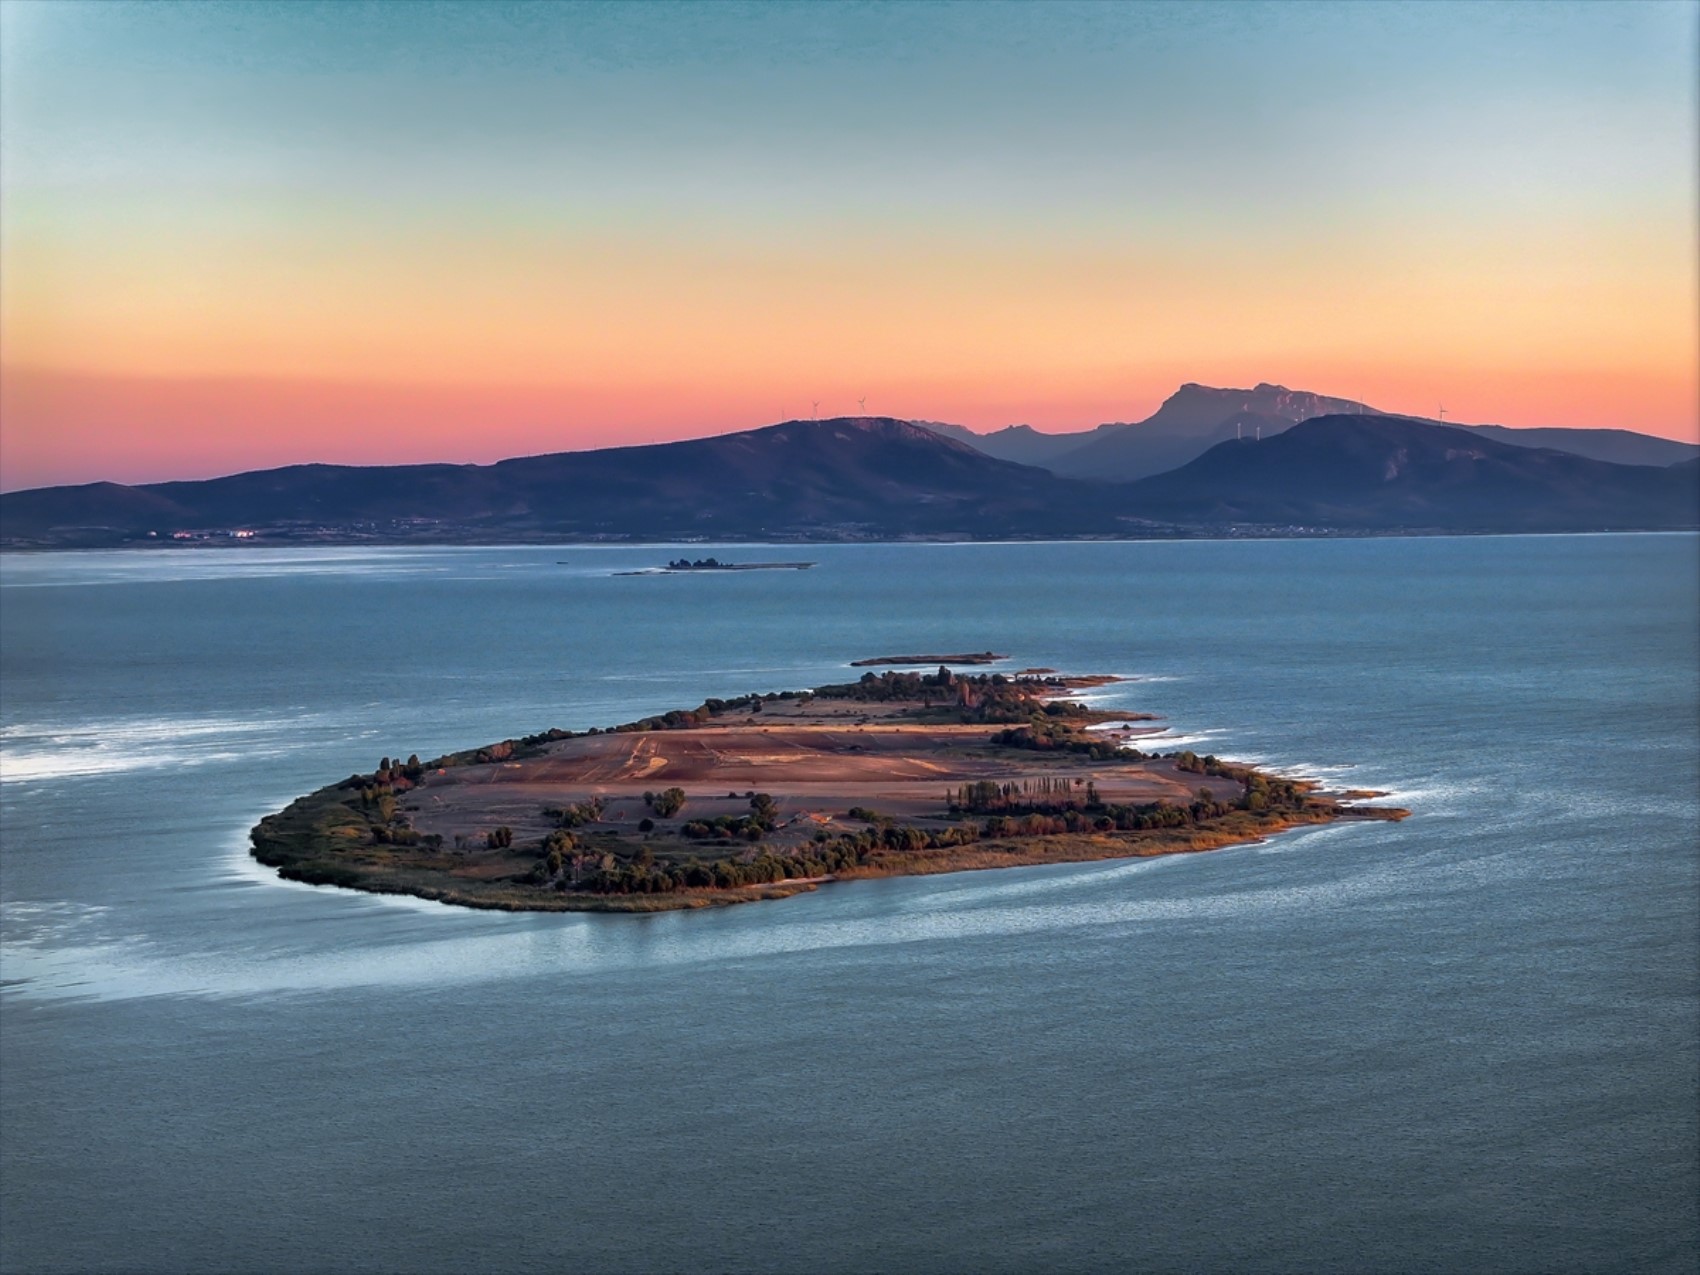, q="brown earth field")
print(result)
[250,677,1408,913]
